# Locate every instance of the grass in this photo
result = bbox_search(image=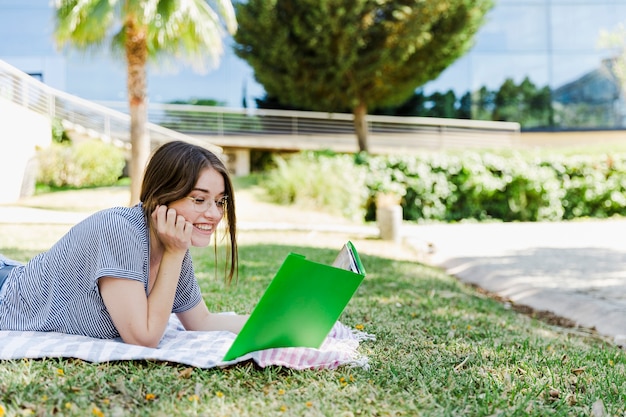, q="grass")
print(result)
[1,191,626,416]
[2,238,625,416]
